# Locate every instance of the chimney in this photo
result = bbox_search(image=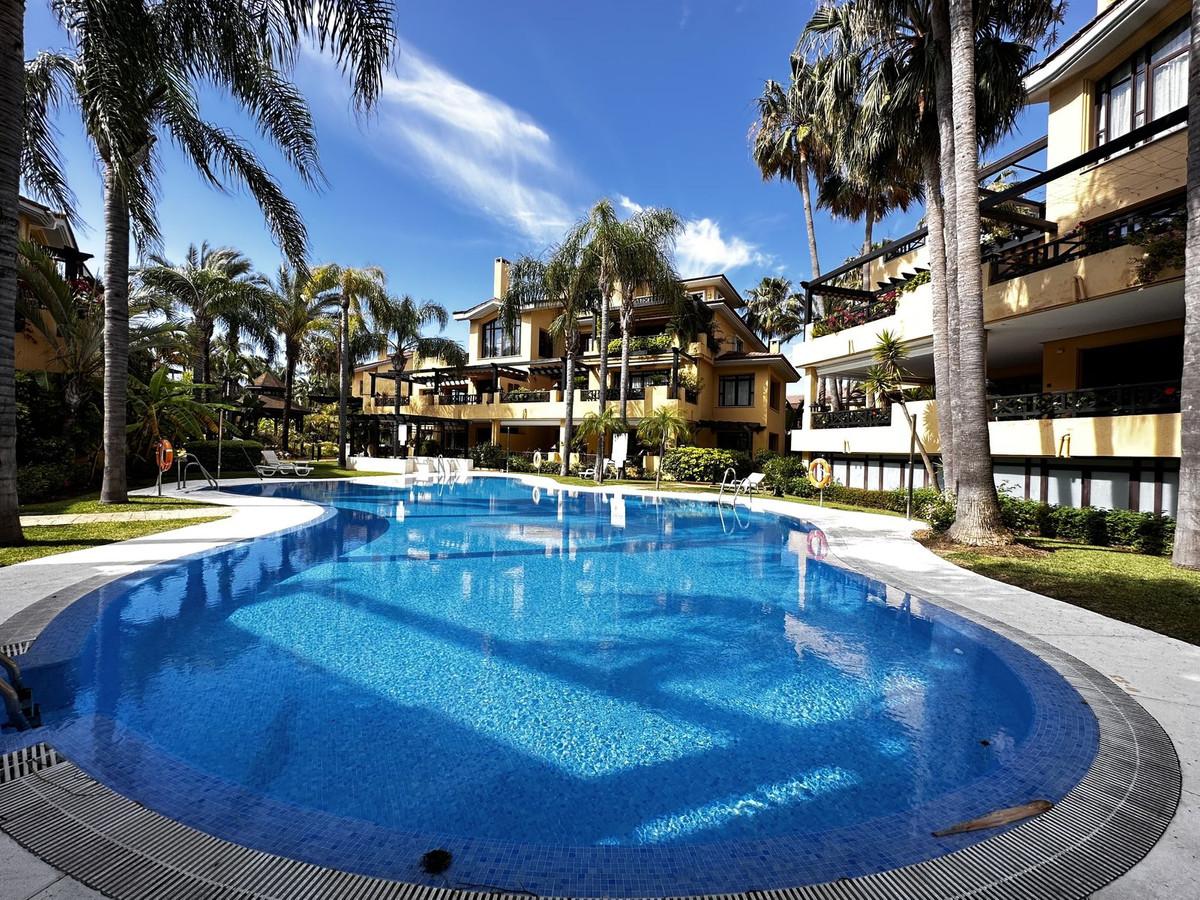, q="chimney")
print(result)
[769,339,781,354]
[493,257,510,299]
